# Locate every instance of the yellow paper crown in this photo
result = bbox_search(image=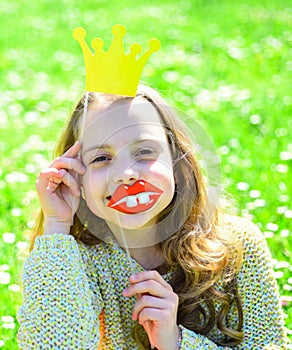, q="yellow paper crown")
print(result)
[73,24,160,96]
